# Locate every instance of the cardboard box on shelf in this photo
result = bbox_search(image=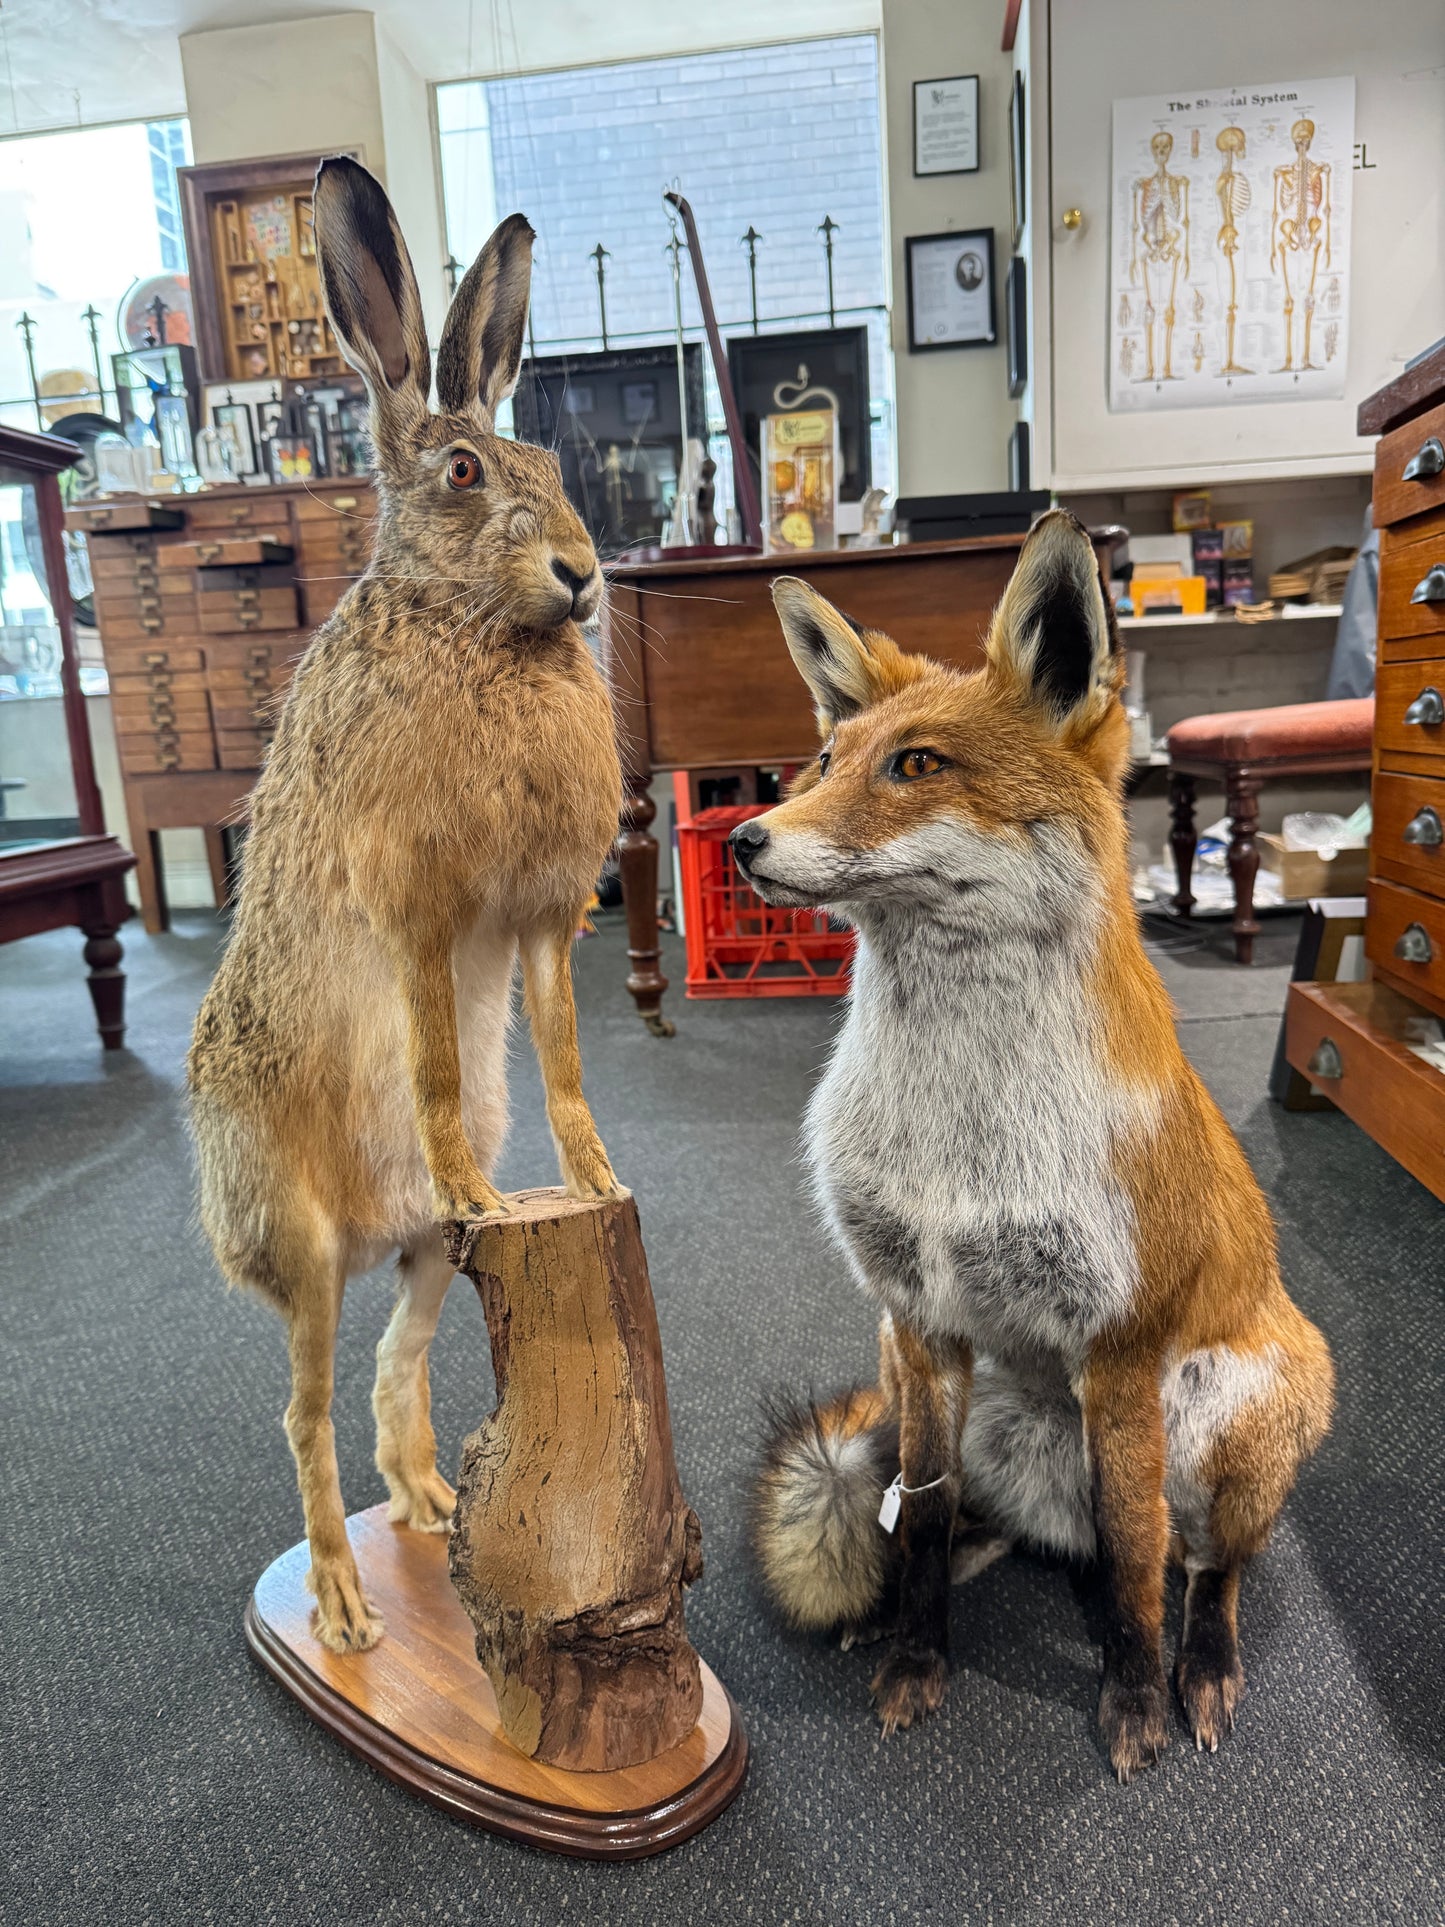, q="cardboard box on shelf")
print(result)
[1258,833,1369,899]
